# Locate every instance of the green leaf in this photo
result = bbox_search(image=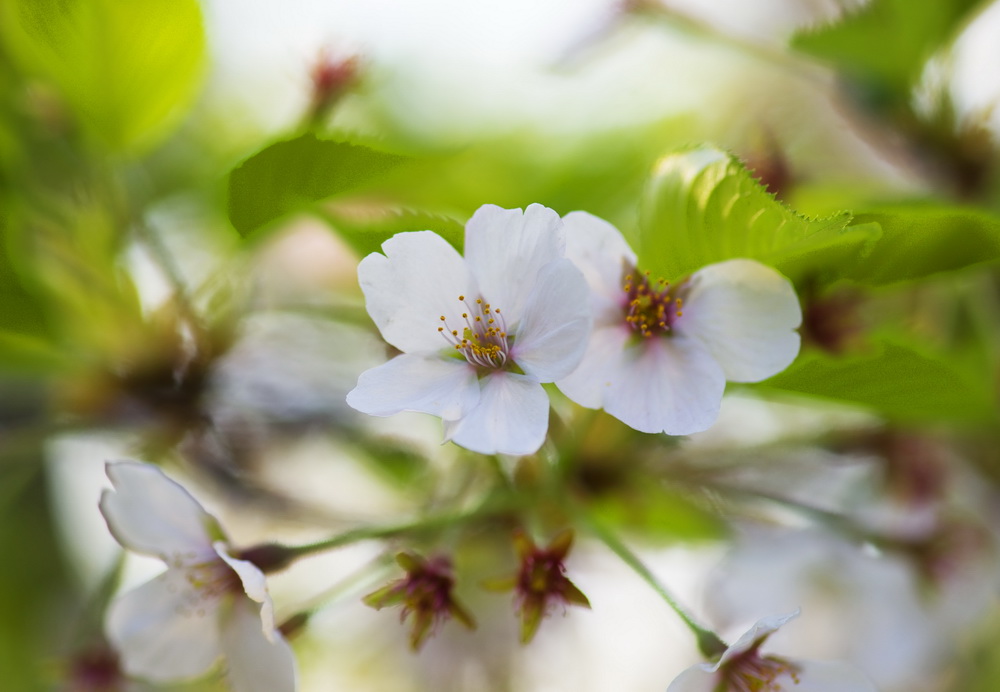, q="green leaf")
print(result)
[637,146,868,282]
[791,0,983,109]
[1,0,206,154]
[227,134,410,239]
[324,206,465,257]
[759,339,996,422]
[841,205,1000,286]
